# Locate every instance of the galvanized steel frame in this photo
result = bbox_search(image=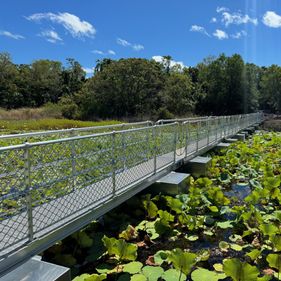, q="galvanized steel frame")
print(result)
[0,113,263,277]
